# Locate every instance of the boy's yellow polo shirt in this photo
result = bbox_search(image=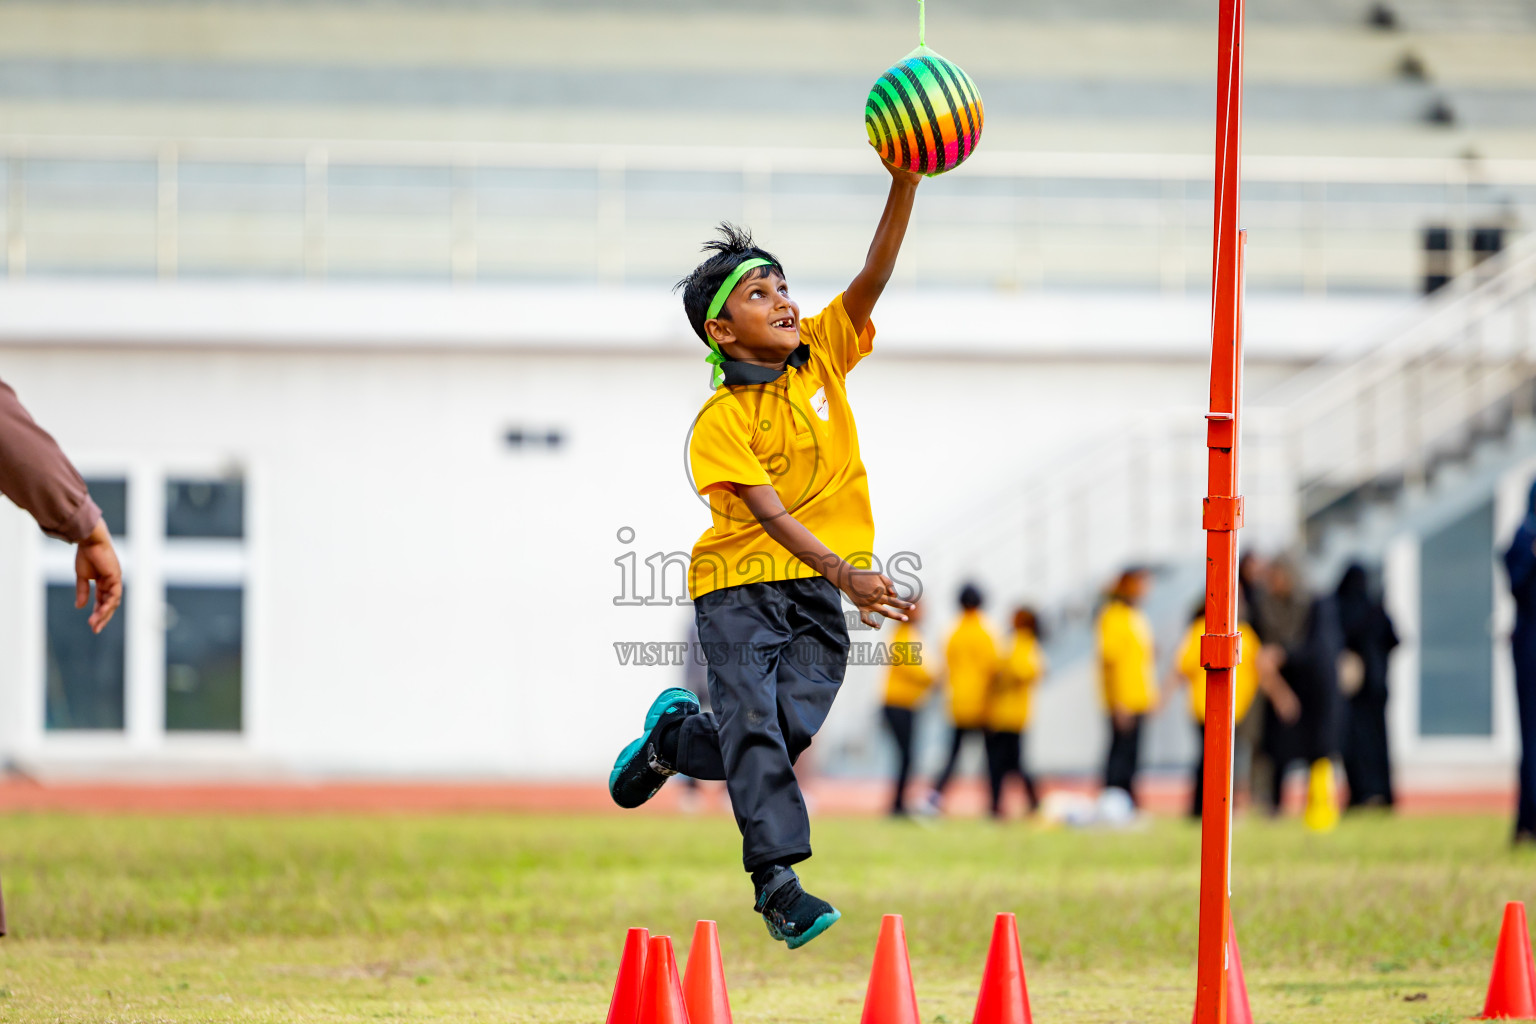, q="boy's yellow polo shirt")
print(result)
[1097,599,1158,714]
[882,622,935,709]
[945,609,999,729]
[1178,616,1262,725]
[988,630,1046,733]
[687,293,875,599]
